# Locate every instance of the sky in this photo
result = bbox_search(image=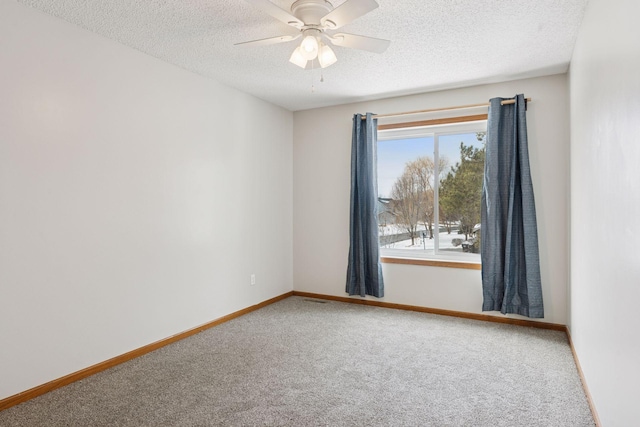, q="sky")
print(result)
[377,132,484,198]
